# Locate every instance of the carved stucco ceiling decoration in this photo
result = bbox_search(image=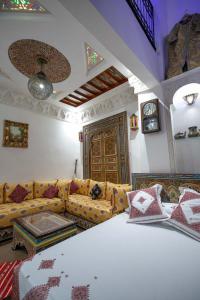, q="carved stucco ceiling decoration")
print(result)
[0,87,77,123]
[78,86,135,123]
[8,39,71,83]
